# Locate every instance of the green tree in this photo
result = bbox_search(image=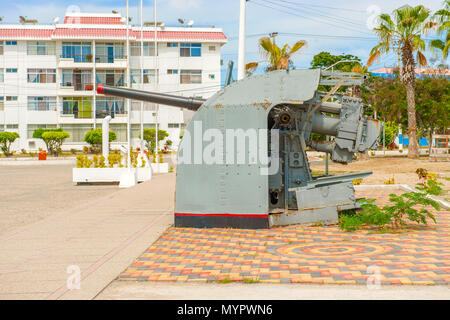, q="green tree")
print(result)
[142,128,169,152]
[367,5,432,159]
[33,127,63,152]
[415,76,450,153]
[84,129,117,153]
[430,0,450,59]
[41,131,70,156]
[363,75,450,150]
[363,76,407,126]
[310,51,361,71]
[0,132,19,157]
